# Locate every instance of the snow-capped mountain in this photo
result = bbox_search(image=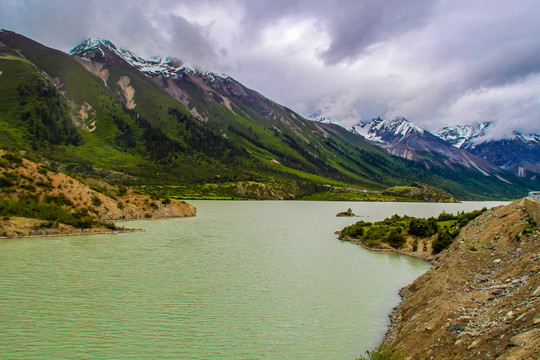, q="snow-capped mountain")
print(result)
[351,117,424,143]
[69,36,258,123]
[346,117,505,178]
[70,37,229,81]
[435,123,540,179]
[436,122,491,148]
[436,122,540,148]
